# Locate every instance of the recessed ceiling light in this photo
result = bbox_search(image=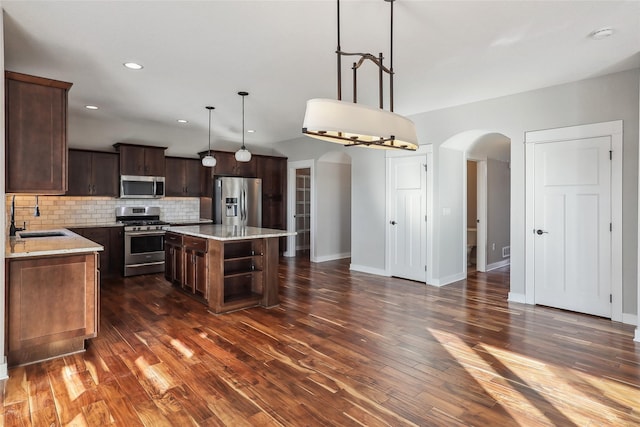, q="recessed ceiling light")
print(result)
[177,119,189,124]
[590,27,614,40]
[247,129,256,133]
[123,62,144,70]
[85,105,99,110]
